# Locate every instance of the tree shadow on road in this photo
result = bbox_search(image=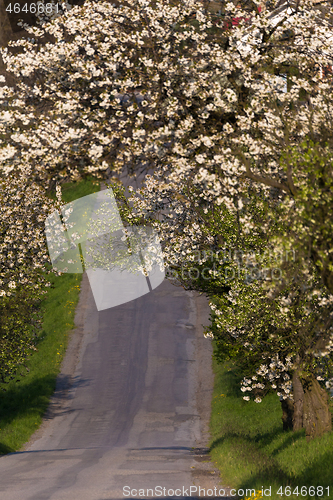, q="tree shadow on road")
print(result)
[0,373,88,455]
